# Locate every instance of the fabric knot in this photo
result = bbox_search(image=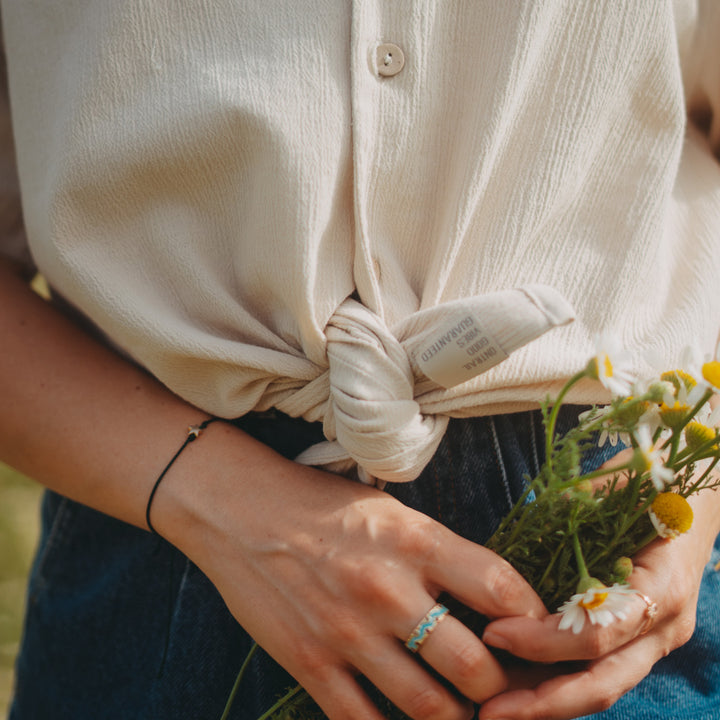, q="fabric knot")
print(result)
[292,285,574,484]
